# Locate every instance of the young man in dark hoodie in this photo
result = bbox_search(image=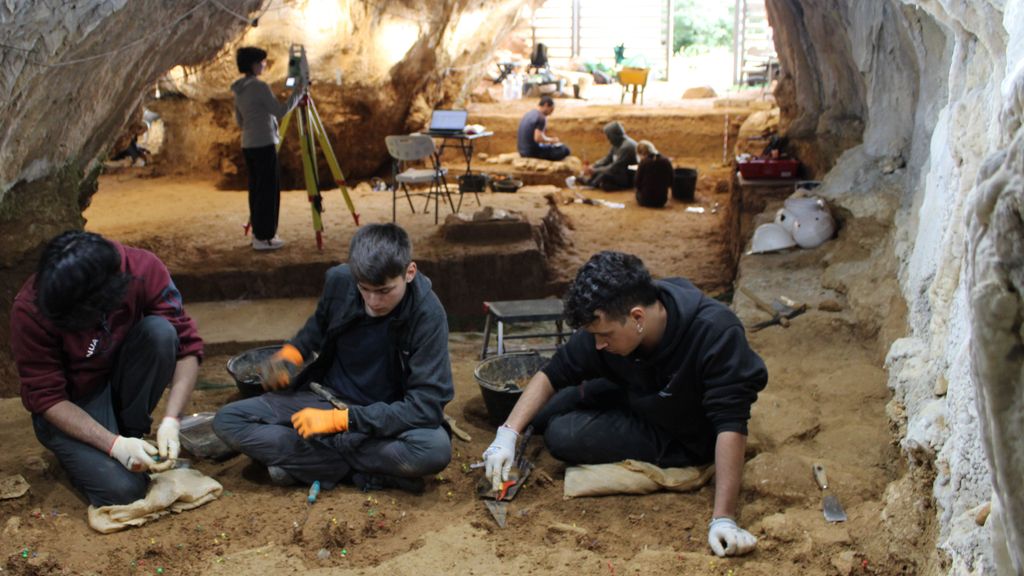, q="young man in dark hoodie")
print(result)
[214,224,453,493]
[10,231,205,506]
[483,251,767,557]
[232,46,304,251]
[580,121,637,190]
